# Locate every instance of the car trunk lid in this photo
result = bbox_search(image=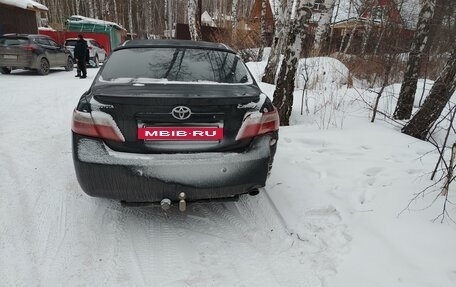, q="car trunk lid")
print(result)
[89,84,261,153]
